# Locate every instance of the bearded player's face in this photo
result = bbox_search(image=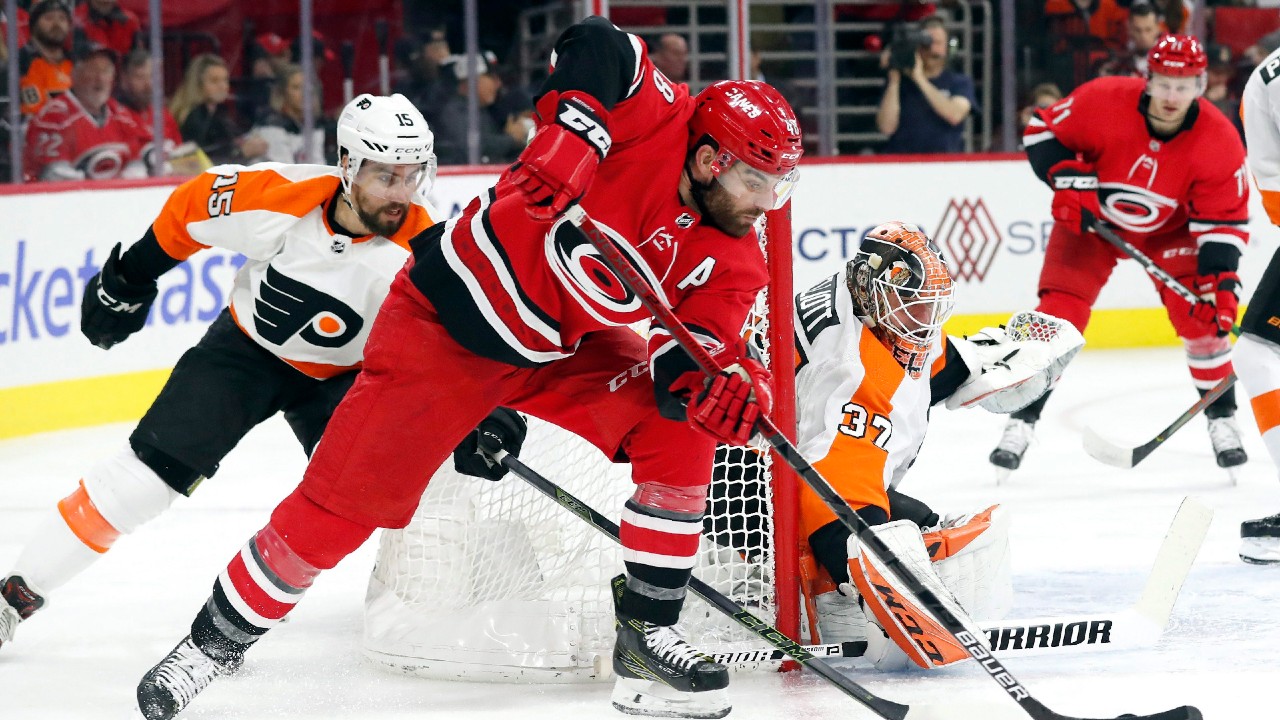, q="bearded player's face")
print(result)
[350,161,427,237]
